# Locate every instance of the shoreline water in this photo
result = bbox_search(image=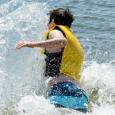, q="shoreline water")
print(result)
[0,0,115,115]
